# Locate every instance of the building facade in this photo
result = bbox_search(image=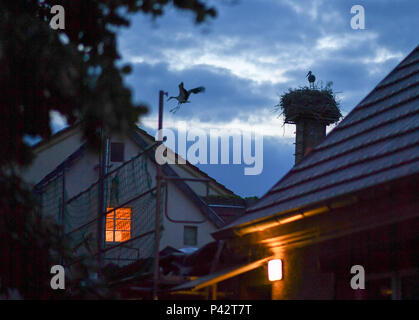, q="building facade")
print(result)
[22,125,243,267]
